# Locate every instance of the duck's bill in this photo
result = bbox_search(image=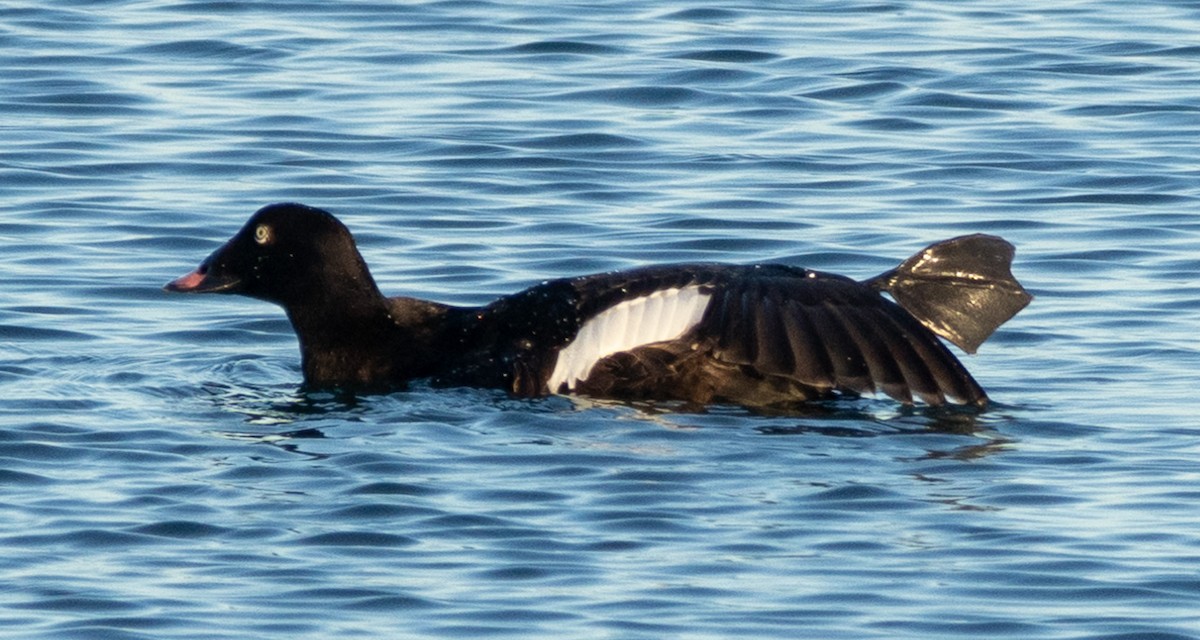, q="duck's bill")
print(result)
[164,266,240,294]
